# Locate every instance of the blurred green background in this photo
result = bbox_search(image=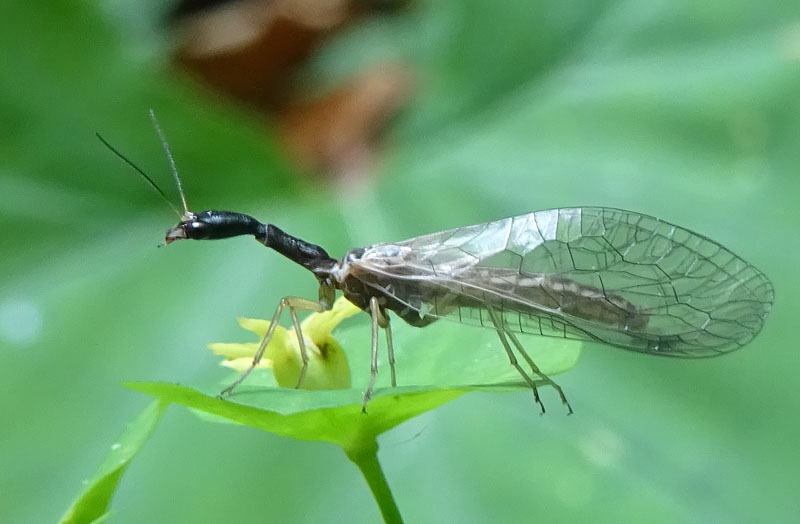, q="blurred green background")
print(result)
[1,1,799,523]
